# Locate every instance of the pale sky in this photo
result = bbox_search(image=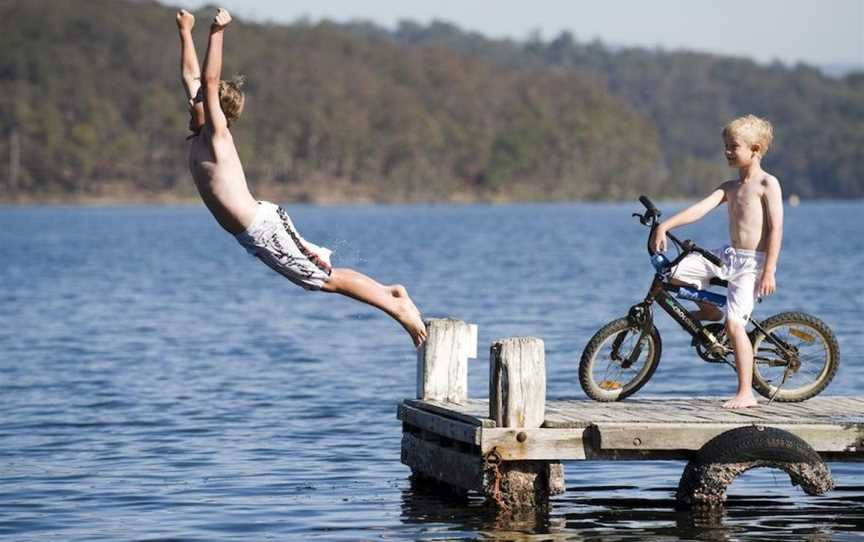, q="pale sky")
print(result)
[169,0,864,69]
